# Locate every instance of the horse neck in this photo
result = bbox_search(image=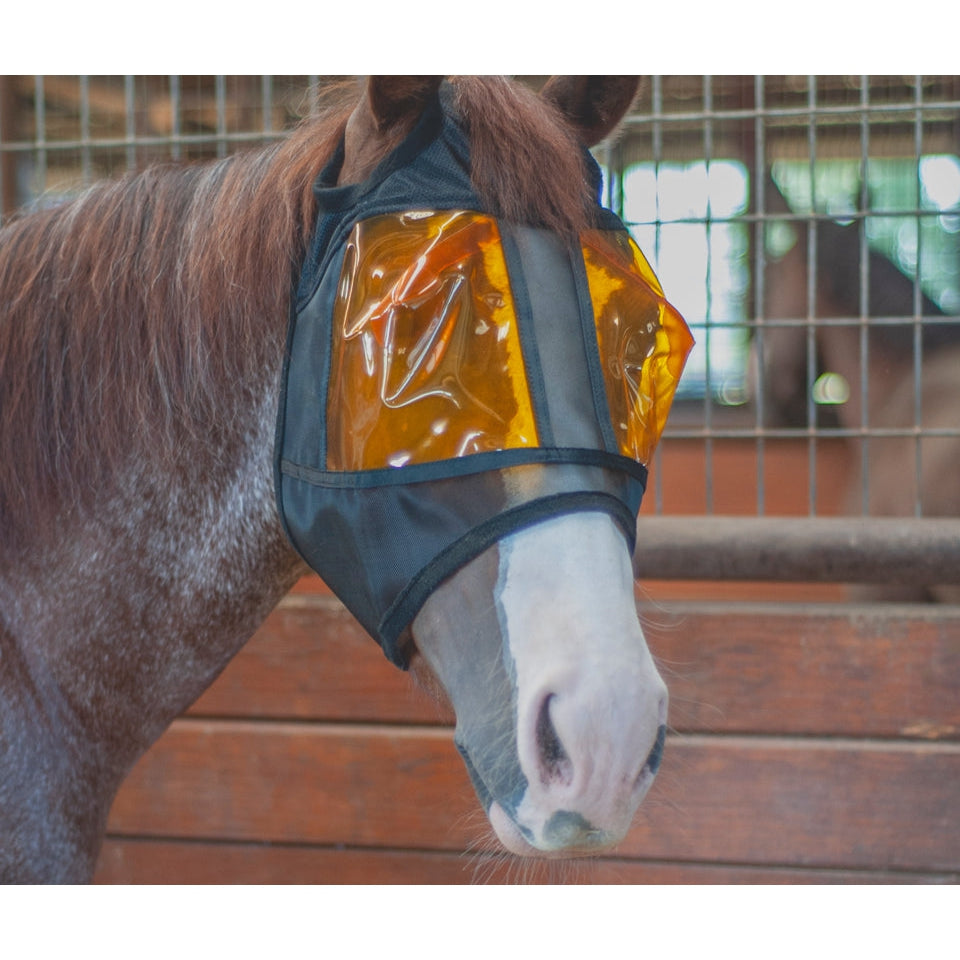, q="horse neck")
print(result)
[0,142,325,779]
[1,361,302,757]
[0,376,304,881]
